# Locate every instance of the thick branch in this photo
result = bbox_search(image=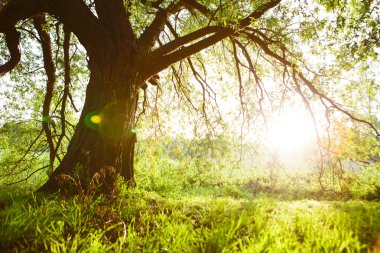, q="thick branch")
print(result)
[0,27,20,75]
[179,0,281,30]
[42,0,105,56]
[0,0,40,75]
[153,25,224,56]
[0,0,105,59]
[0,0,41,31]
[151,28,232,74]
